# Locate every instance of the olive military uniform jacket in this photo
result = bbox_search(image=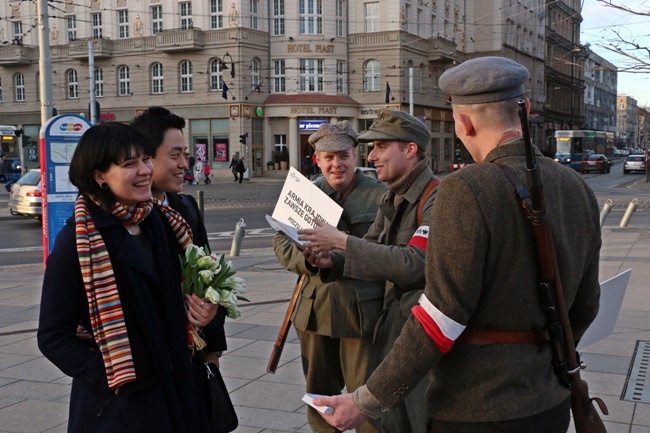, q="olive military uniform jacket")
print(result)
[325,166,437,344]
[358,141,601,423]
[273,170,386,338]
